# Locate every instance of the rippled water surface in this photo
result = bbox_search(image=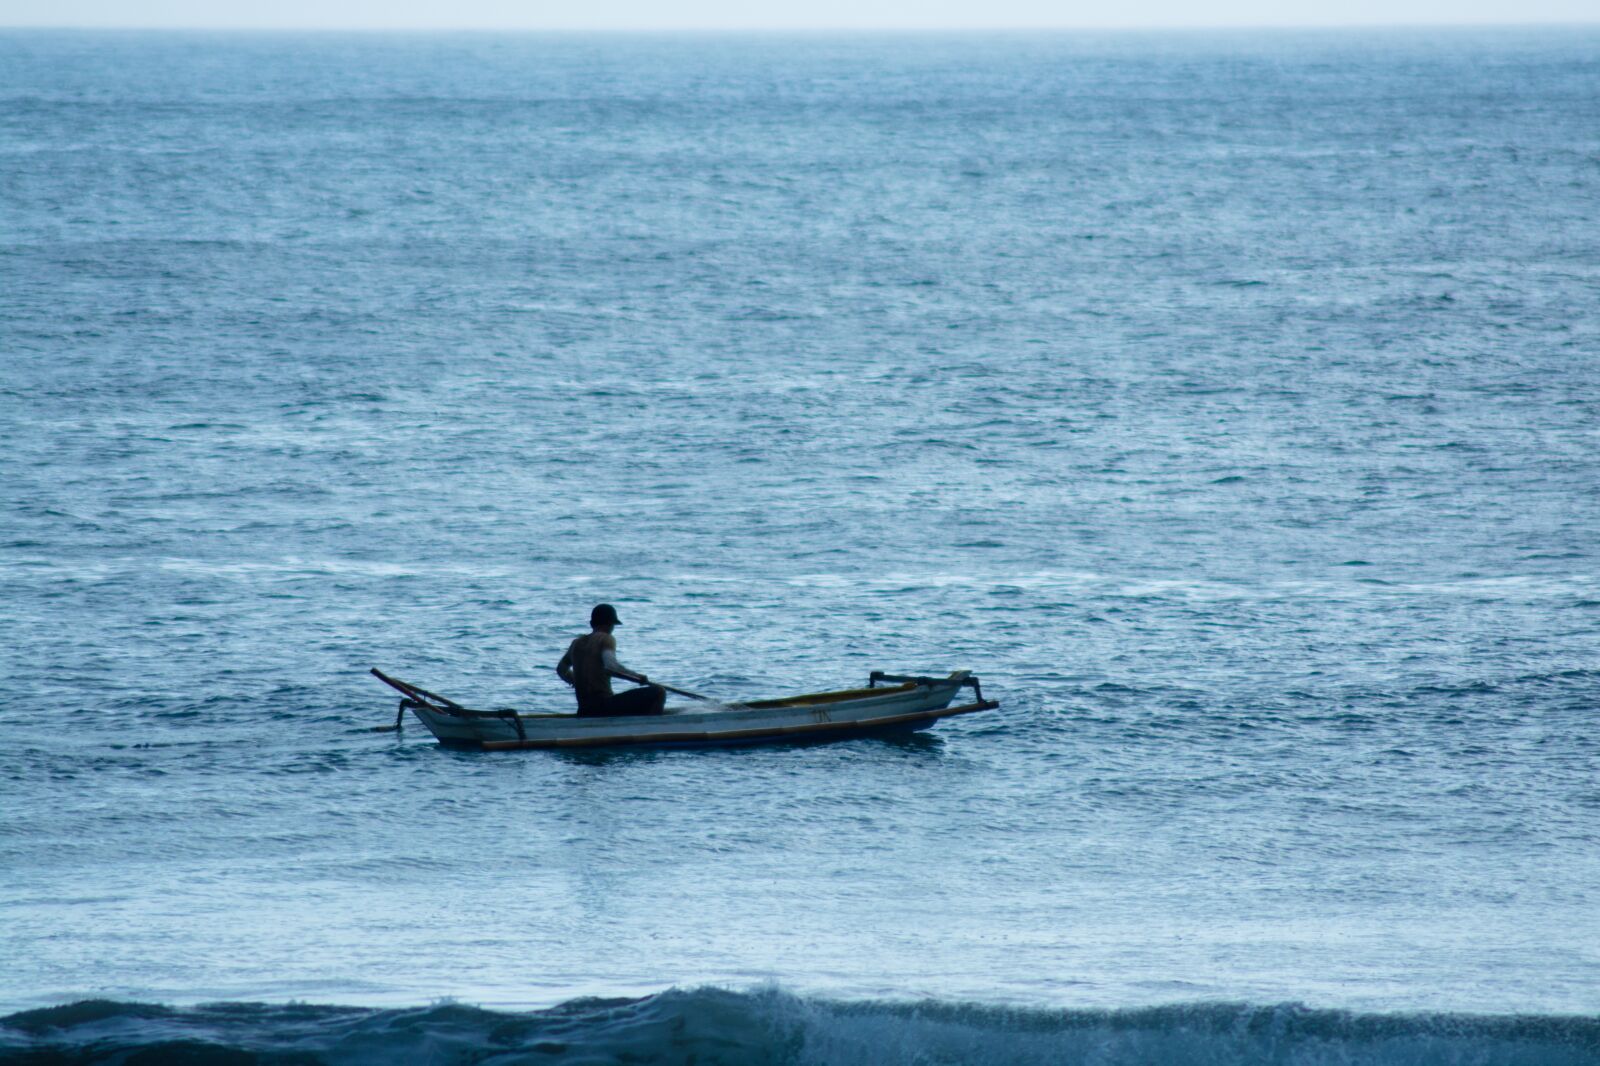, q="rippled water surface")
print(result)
[3,26,1599,1047]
